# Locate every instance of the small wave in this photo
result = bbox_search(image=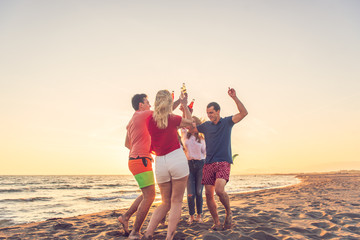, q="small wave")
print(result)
[84,196,122,201]
[111,190,140,194]
[0,197,53,203]
[0,219,15,228]
[98,184,123,187]
[84,193,139,201]
[0,188,30,193]
[56,185,92,190]
[120,194,139,199]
